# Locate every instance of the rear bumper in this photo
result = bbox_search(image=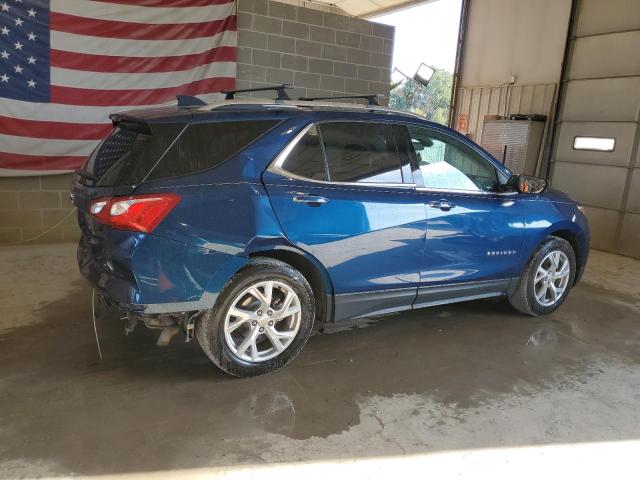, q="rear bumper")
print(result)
[78,238,142,311]
[77,232,247,315]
